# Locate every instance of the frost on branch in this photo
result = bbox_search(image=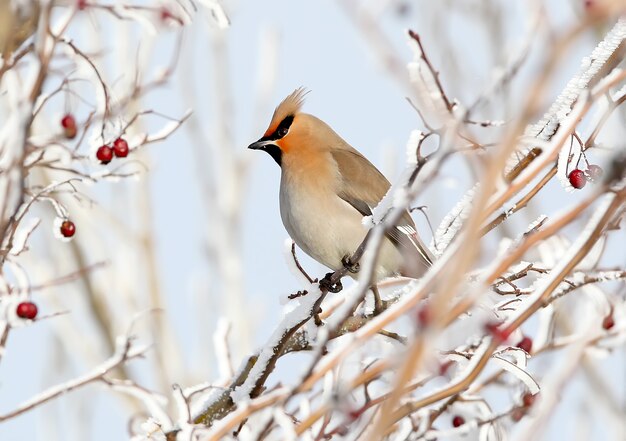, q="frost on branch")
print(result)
[431,184,477,256]
[526,17,626,141]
